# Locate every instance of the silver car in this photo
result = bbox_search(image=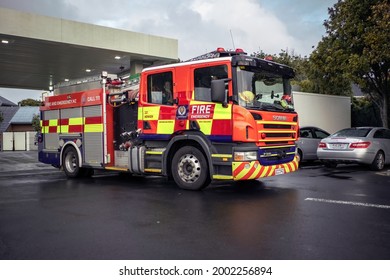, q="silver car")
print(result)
[296,126,330,163]
[317,127,390,170]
